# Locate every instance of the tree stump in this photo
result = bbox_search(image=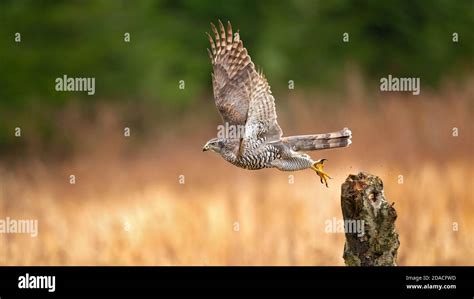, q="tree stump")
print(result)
[341,172,400,266]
